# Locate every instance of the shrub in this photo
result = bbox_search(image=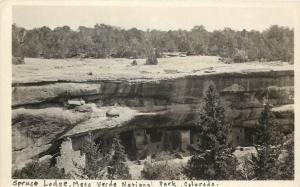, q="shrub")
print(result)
[12,160,69,179]
[131,60,137,66]
[152,151,175,161]
[141,161,181,180]
[232,49,248,63]
[220,57,233,64]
